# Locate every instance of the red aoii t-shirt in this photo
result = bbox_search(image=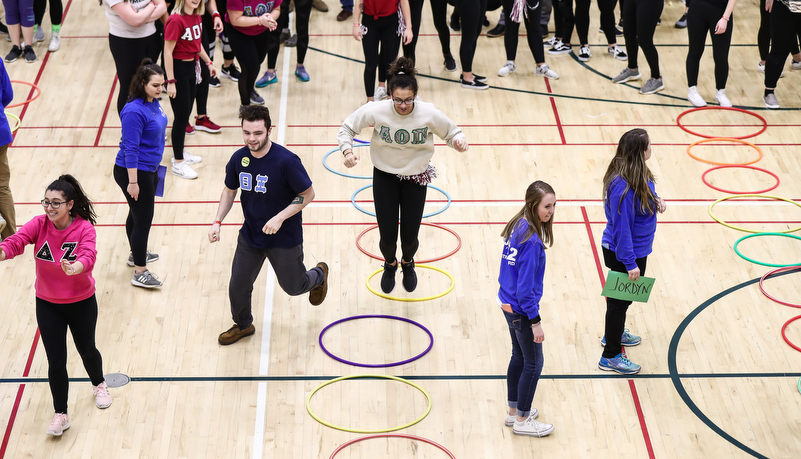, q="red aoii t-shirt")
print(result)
[363,0,398,19]
[164,13,202,60]
[225,0,283,36]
